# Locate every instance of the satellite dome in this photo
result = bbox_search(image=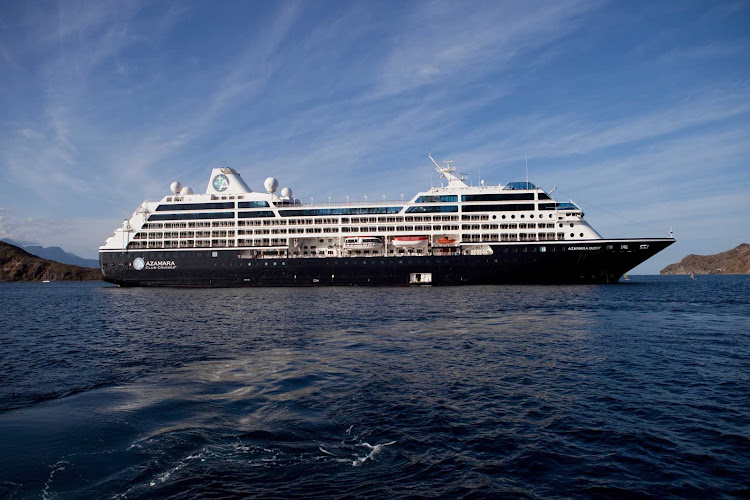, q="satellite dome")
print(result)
[280,187,292,198]
[170,181,182,194]
[264,177,279,194]
[180,186,193,195]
